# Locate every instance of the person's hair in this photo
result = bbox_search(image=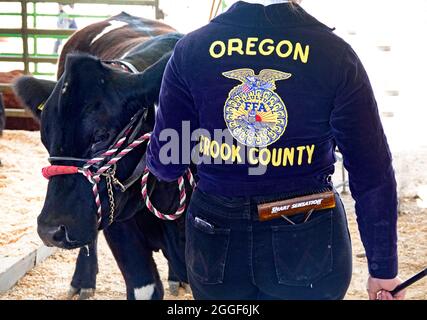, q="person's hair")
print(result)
[288,0,302,11]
